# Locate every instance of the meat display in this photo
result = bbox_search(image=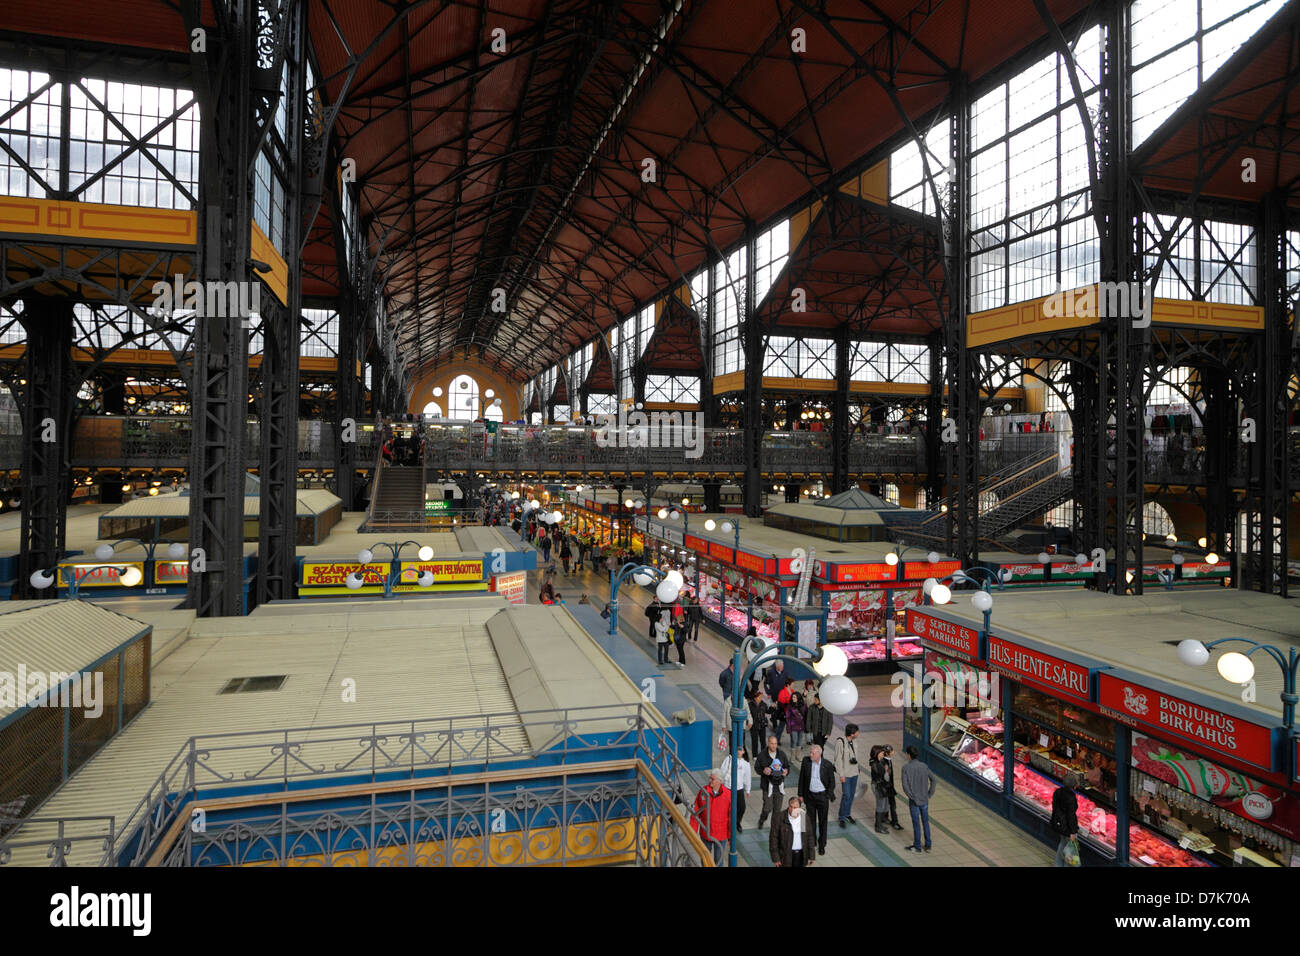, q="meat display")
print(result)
[954,744,1211,867]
